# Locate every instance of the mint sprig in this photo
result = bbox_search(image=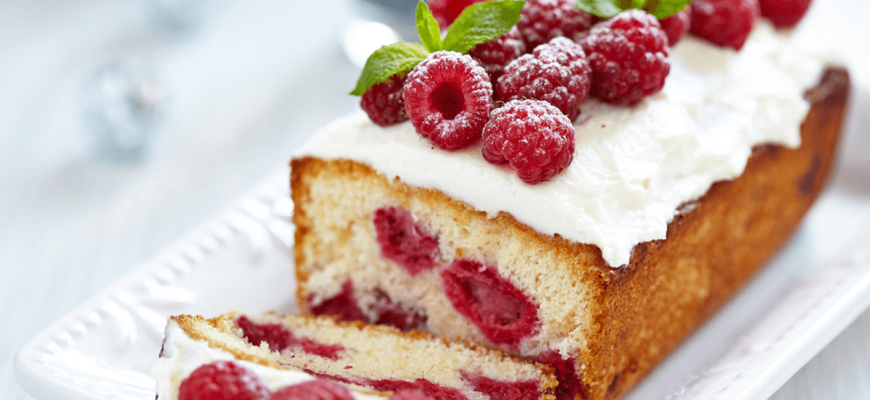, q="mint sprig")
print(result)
[443,0,526,54]
[350,42,427,96]
[416,1,443,52]
[351,0,525,96]
[575,0,690,19]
